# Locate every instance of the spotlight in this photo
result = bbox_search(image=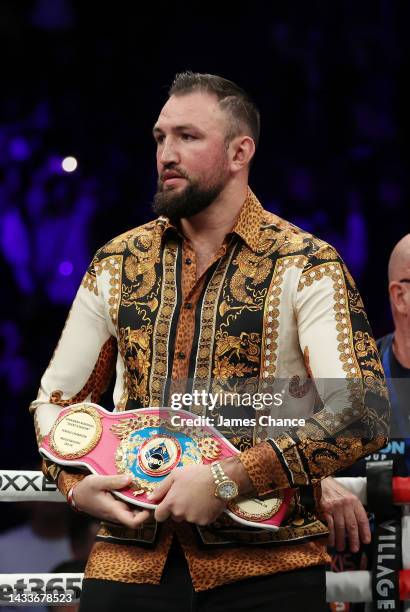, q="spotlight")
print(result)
[62,156,78,172]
